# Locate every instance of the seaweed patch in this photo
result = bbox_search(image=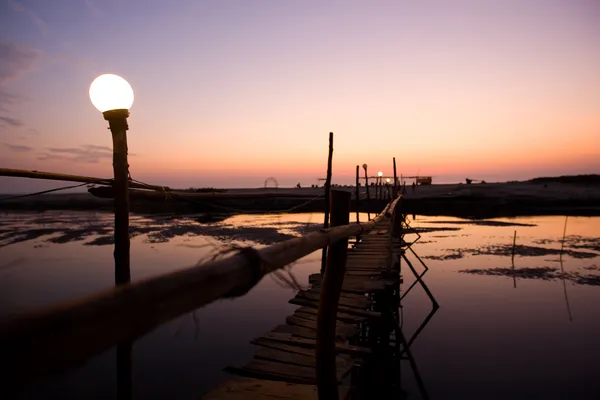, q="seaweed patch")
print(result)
[459,266,600,286]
